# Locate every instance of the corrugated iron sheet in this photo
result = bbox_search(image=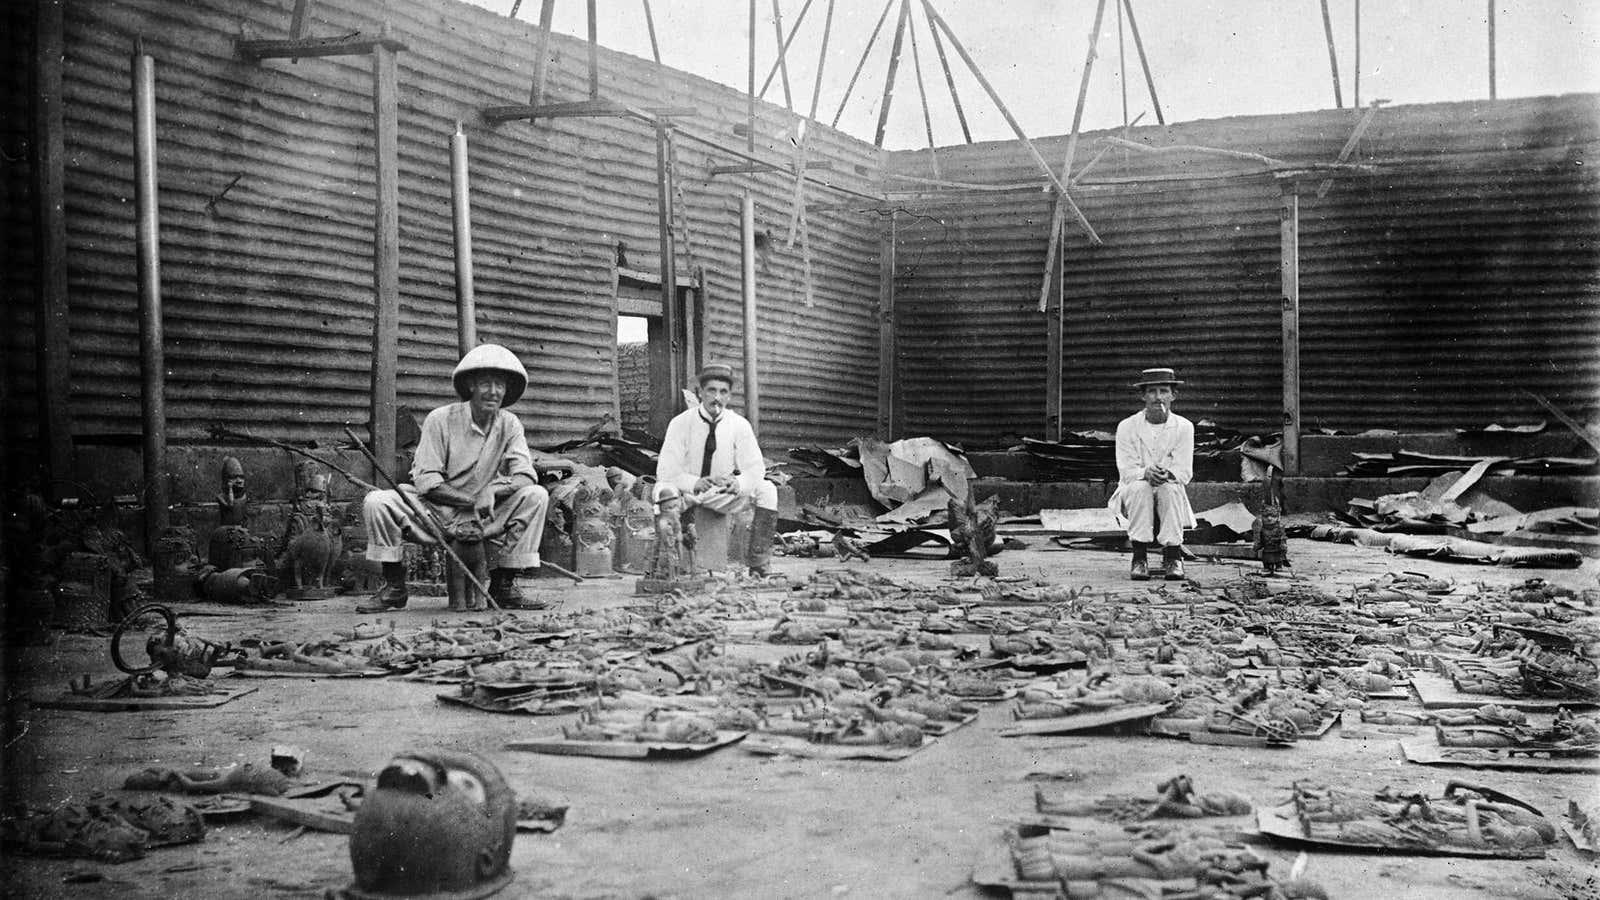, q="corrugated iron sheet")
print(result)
[3,2,40,449]
[887,95,1600,445]
[43,0,883,452]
